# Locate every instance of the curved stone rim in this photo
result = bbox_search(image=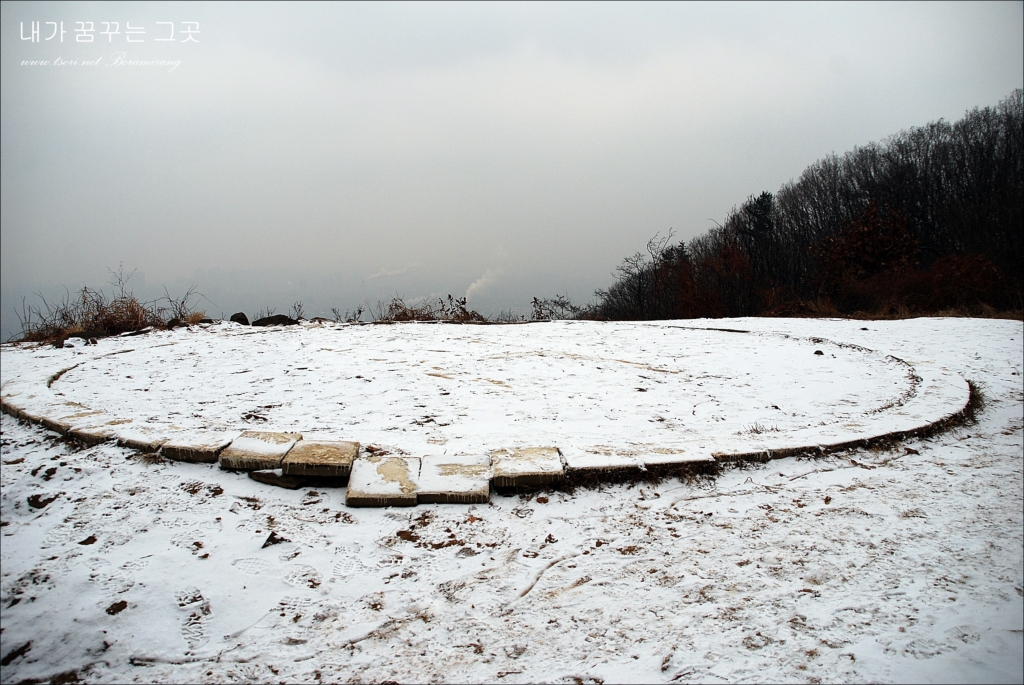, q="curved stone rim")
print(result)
[0,322,972,507]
